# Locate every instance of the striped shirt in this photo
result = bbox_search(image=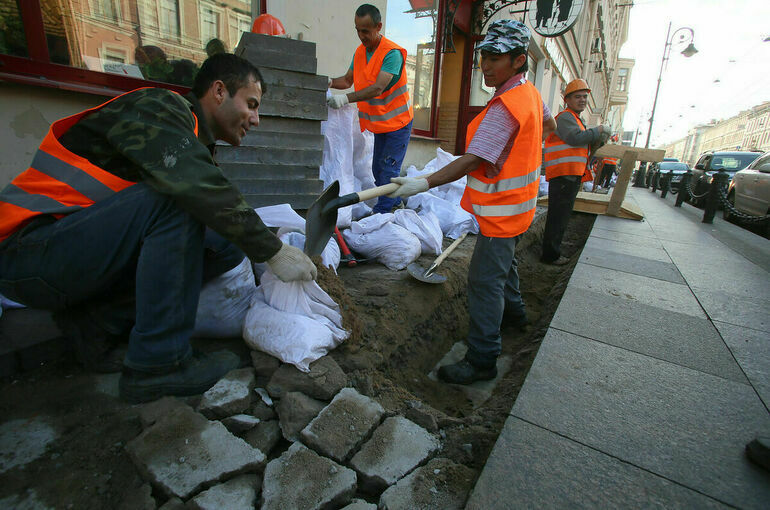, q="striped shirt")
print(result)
[467,73,552,178]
